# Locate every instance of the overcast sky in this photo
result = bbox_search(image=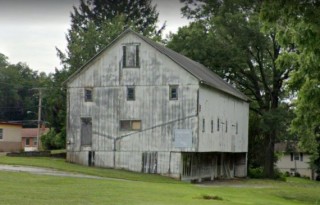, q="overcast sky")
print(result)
[0,0,190,74]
